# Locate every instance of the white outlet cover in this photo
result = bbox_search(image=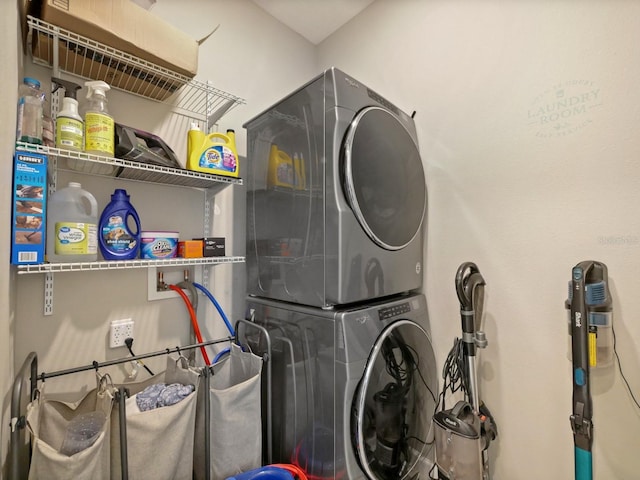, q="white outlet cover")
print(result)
[110,318,134,348]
